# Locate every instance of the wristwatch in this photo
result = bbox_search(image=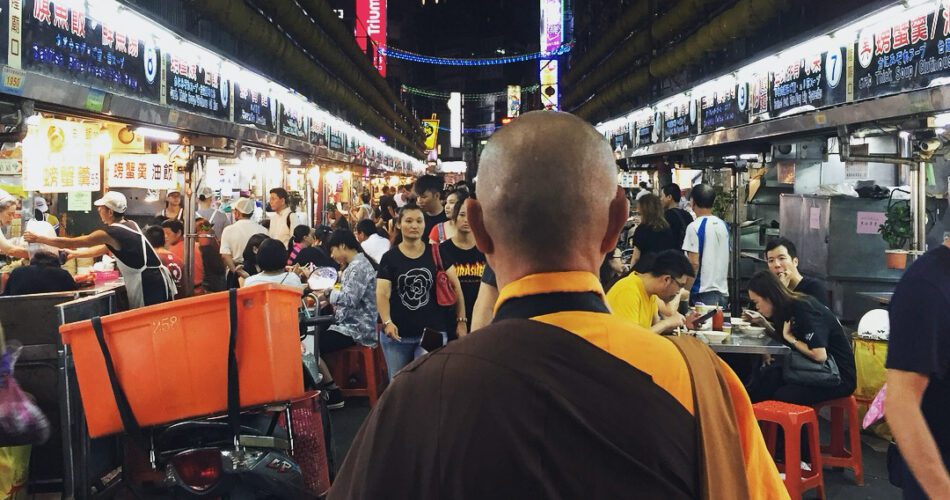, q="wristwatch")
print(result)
[382,320,392,326]
[456,317,468,323]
